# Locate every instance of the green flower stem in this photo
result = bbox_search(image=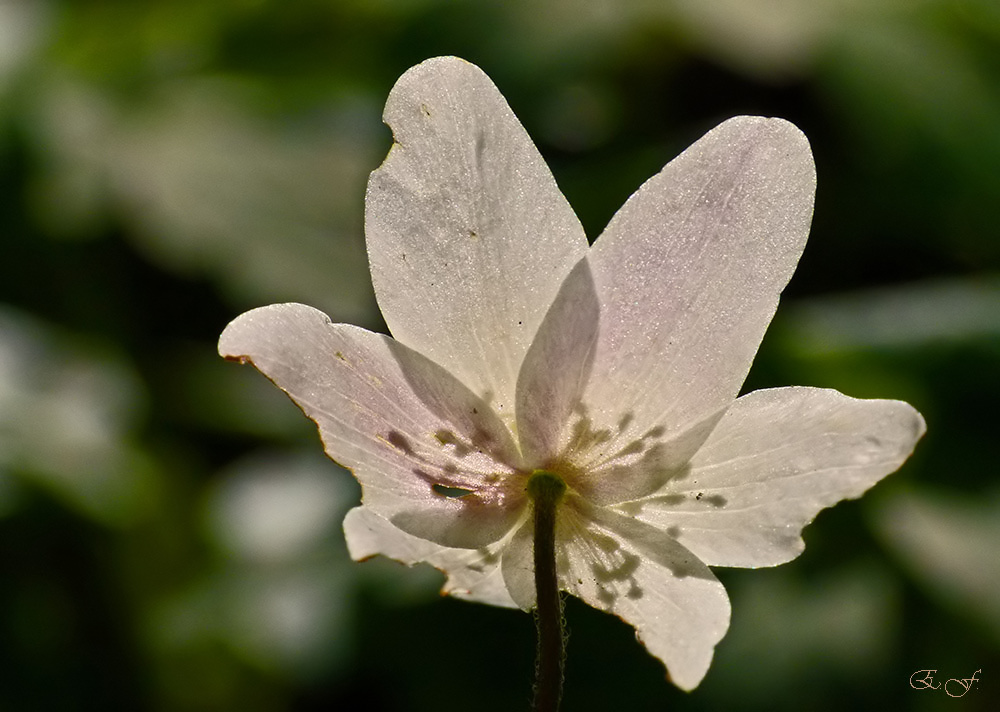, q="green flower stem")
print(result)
[527,471,567,712]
